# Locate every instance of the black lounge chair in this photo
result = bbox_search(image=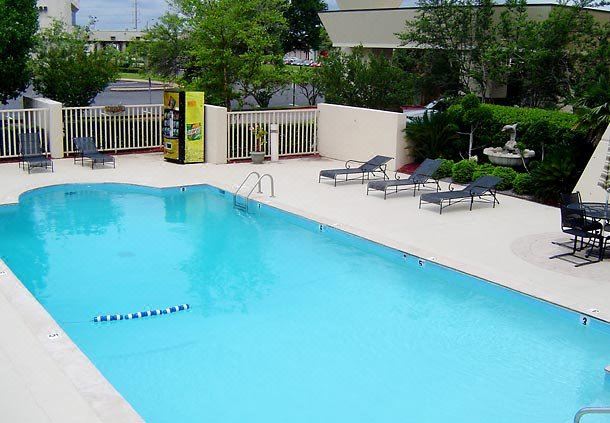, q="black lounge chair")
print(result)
[367,158,442,199]
[73,137,116,169]
[419,175,501,214]
[549,204,605,266]
[18,132,53,174]
[318,155,393,186]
